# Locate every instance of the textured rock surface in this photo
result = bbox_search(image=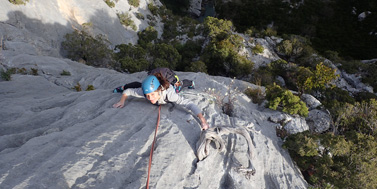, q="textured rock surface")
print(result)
[0,1,311,188]
[0,55,308,188]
